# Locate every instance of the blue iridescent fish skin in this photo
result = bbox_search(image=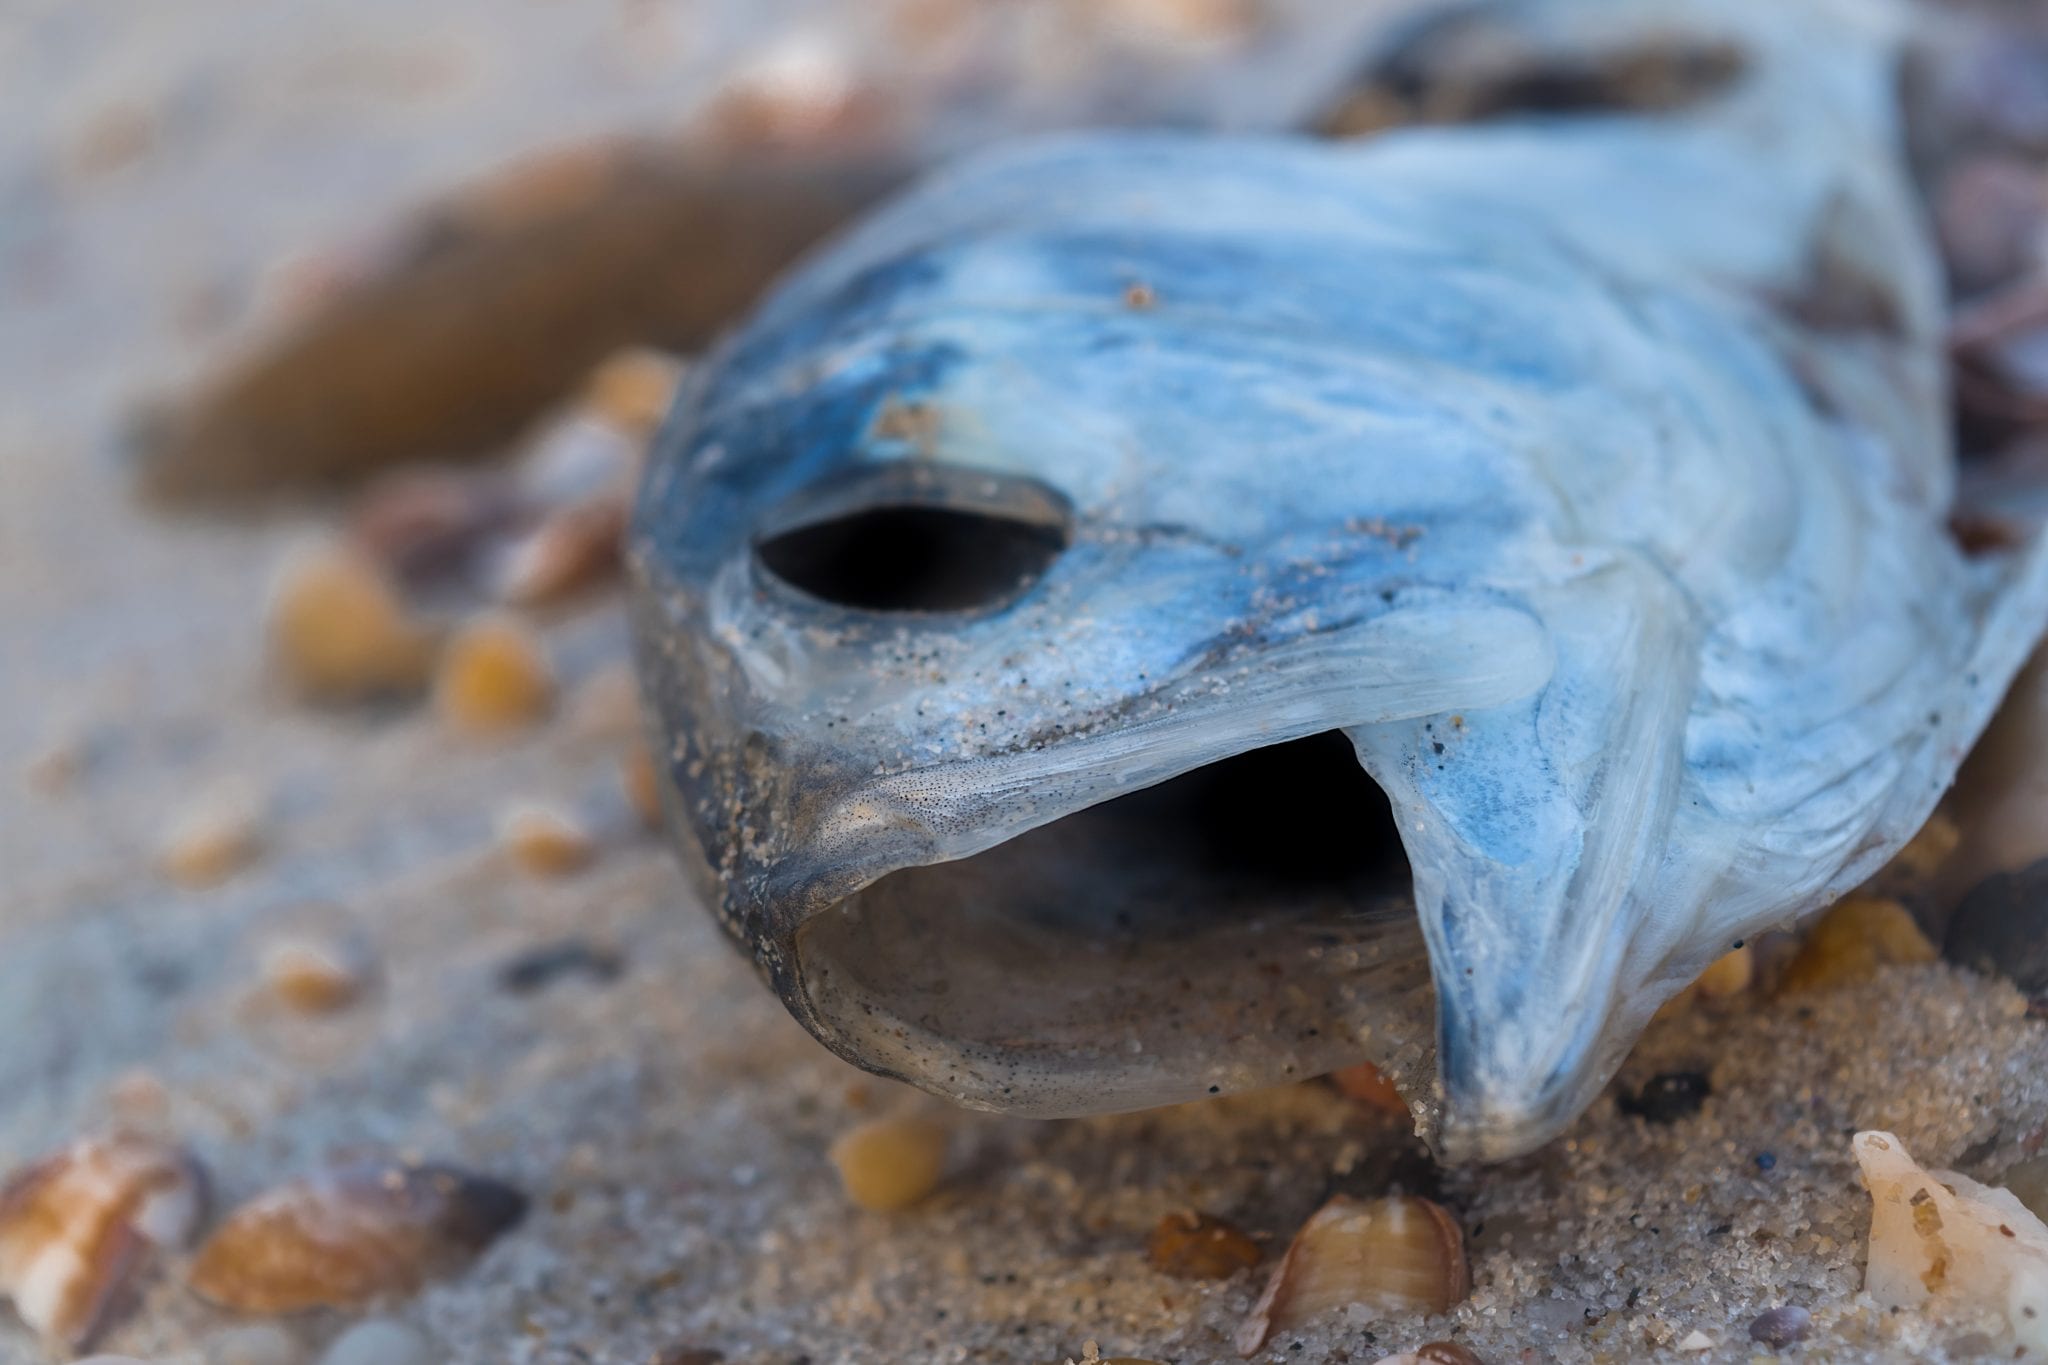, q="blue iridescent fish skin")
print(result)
[630,0,2048,1159]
